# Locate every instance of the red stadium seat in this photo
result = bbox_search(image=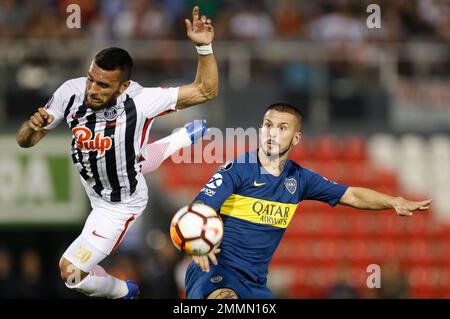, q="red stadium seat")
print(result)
[341,135,367,163]
[311,135,341,162]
